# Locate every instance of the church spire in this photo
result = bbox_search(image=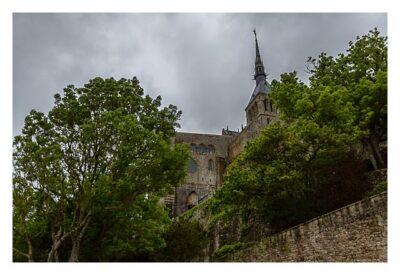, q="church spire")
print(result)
[253,29,267,84]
